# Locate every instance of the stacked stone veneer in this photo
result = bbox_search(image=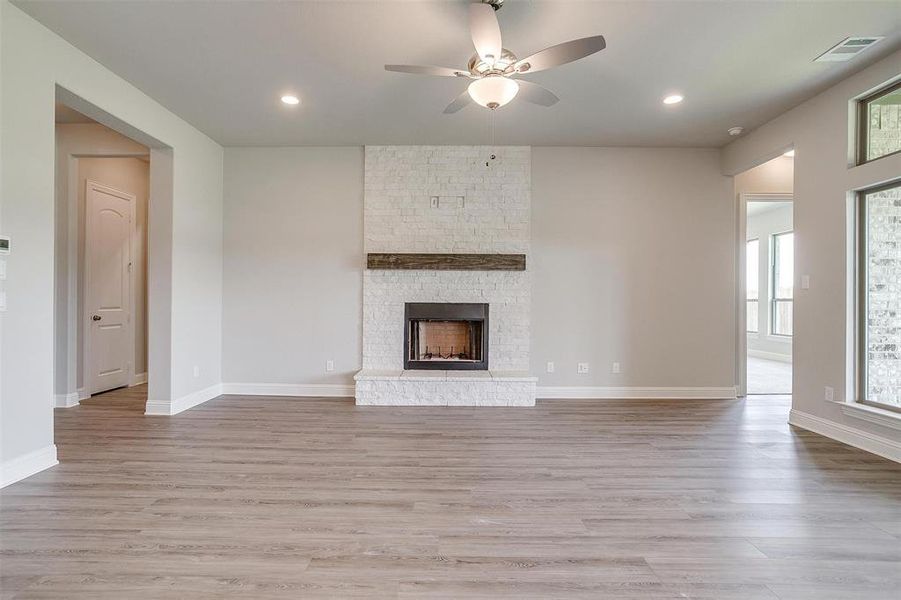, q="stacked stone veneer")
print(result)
[866,184,901,408]
[357,146,534,406]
